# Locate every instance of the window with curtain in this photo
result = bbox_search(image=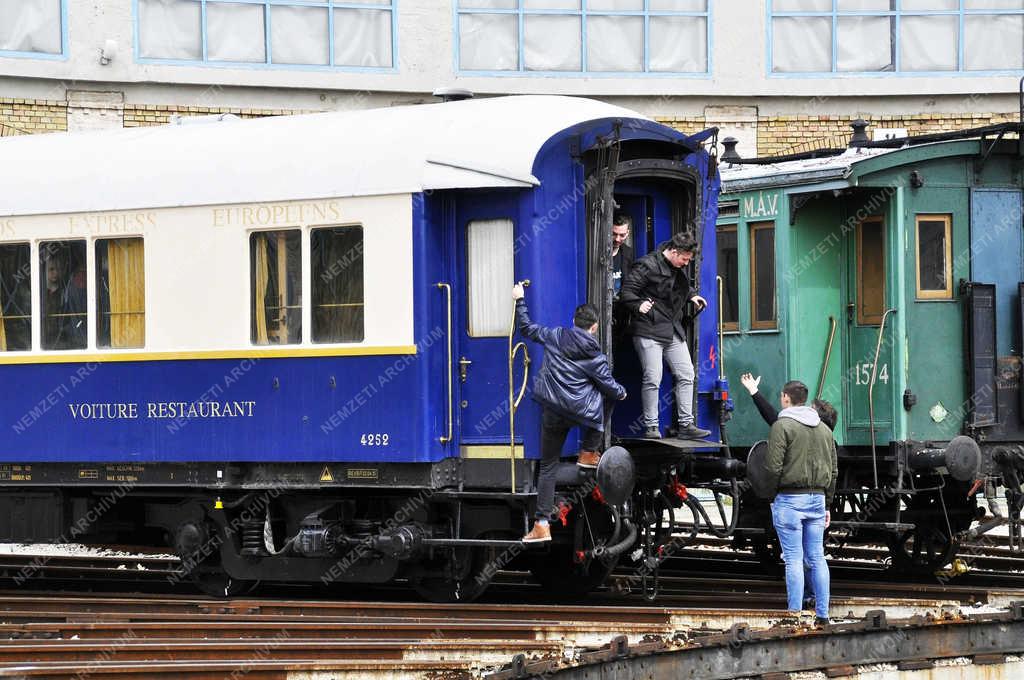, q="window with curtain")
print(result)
[467,219,514,337]
[137,0,394,69]
[0,0,63,56]
[857,217,886,325]
[457,0,709,74]
[771,0,1024,73]
[312,226,364,343]
[39,240,87,351]
[97,239,146,349]
[750,222,776,330]
[250,230,302,345]
[716,225,738,331]
[0,243,31,352]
